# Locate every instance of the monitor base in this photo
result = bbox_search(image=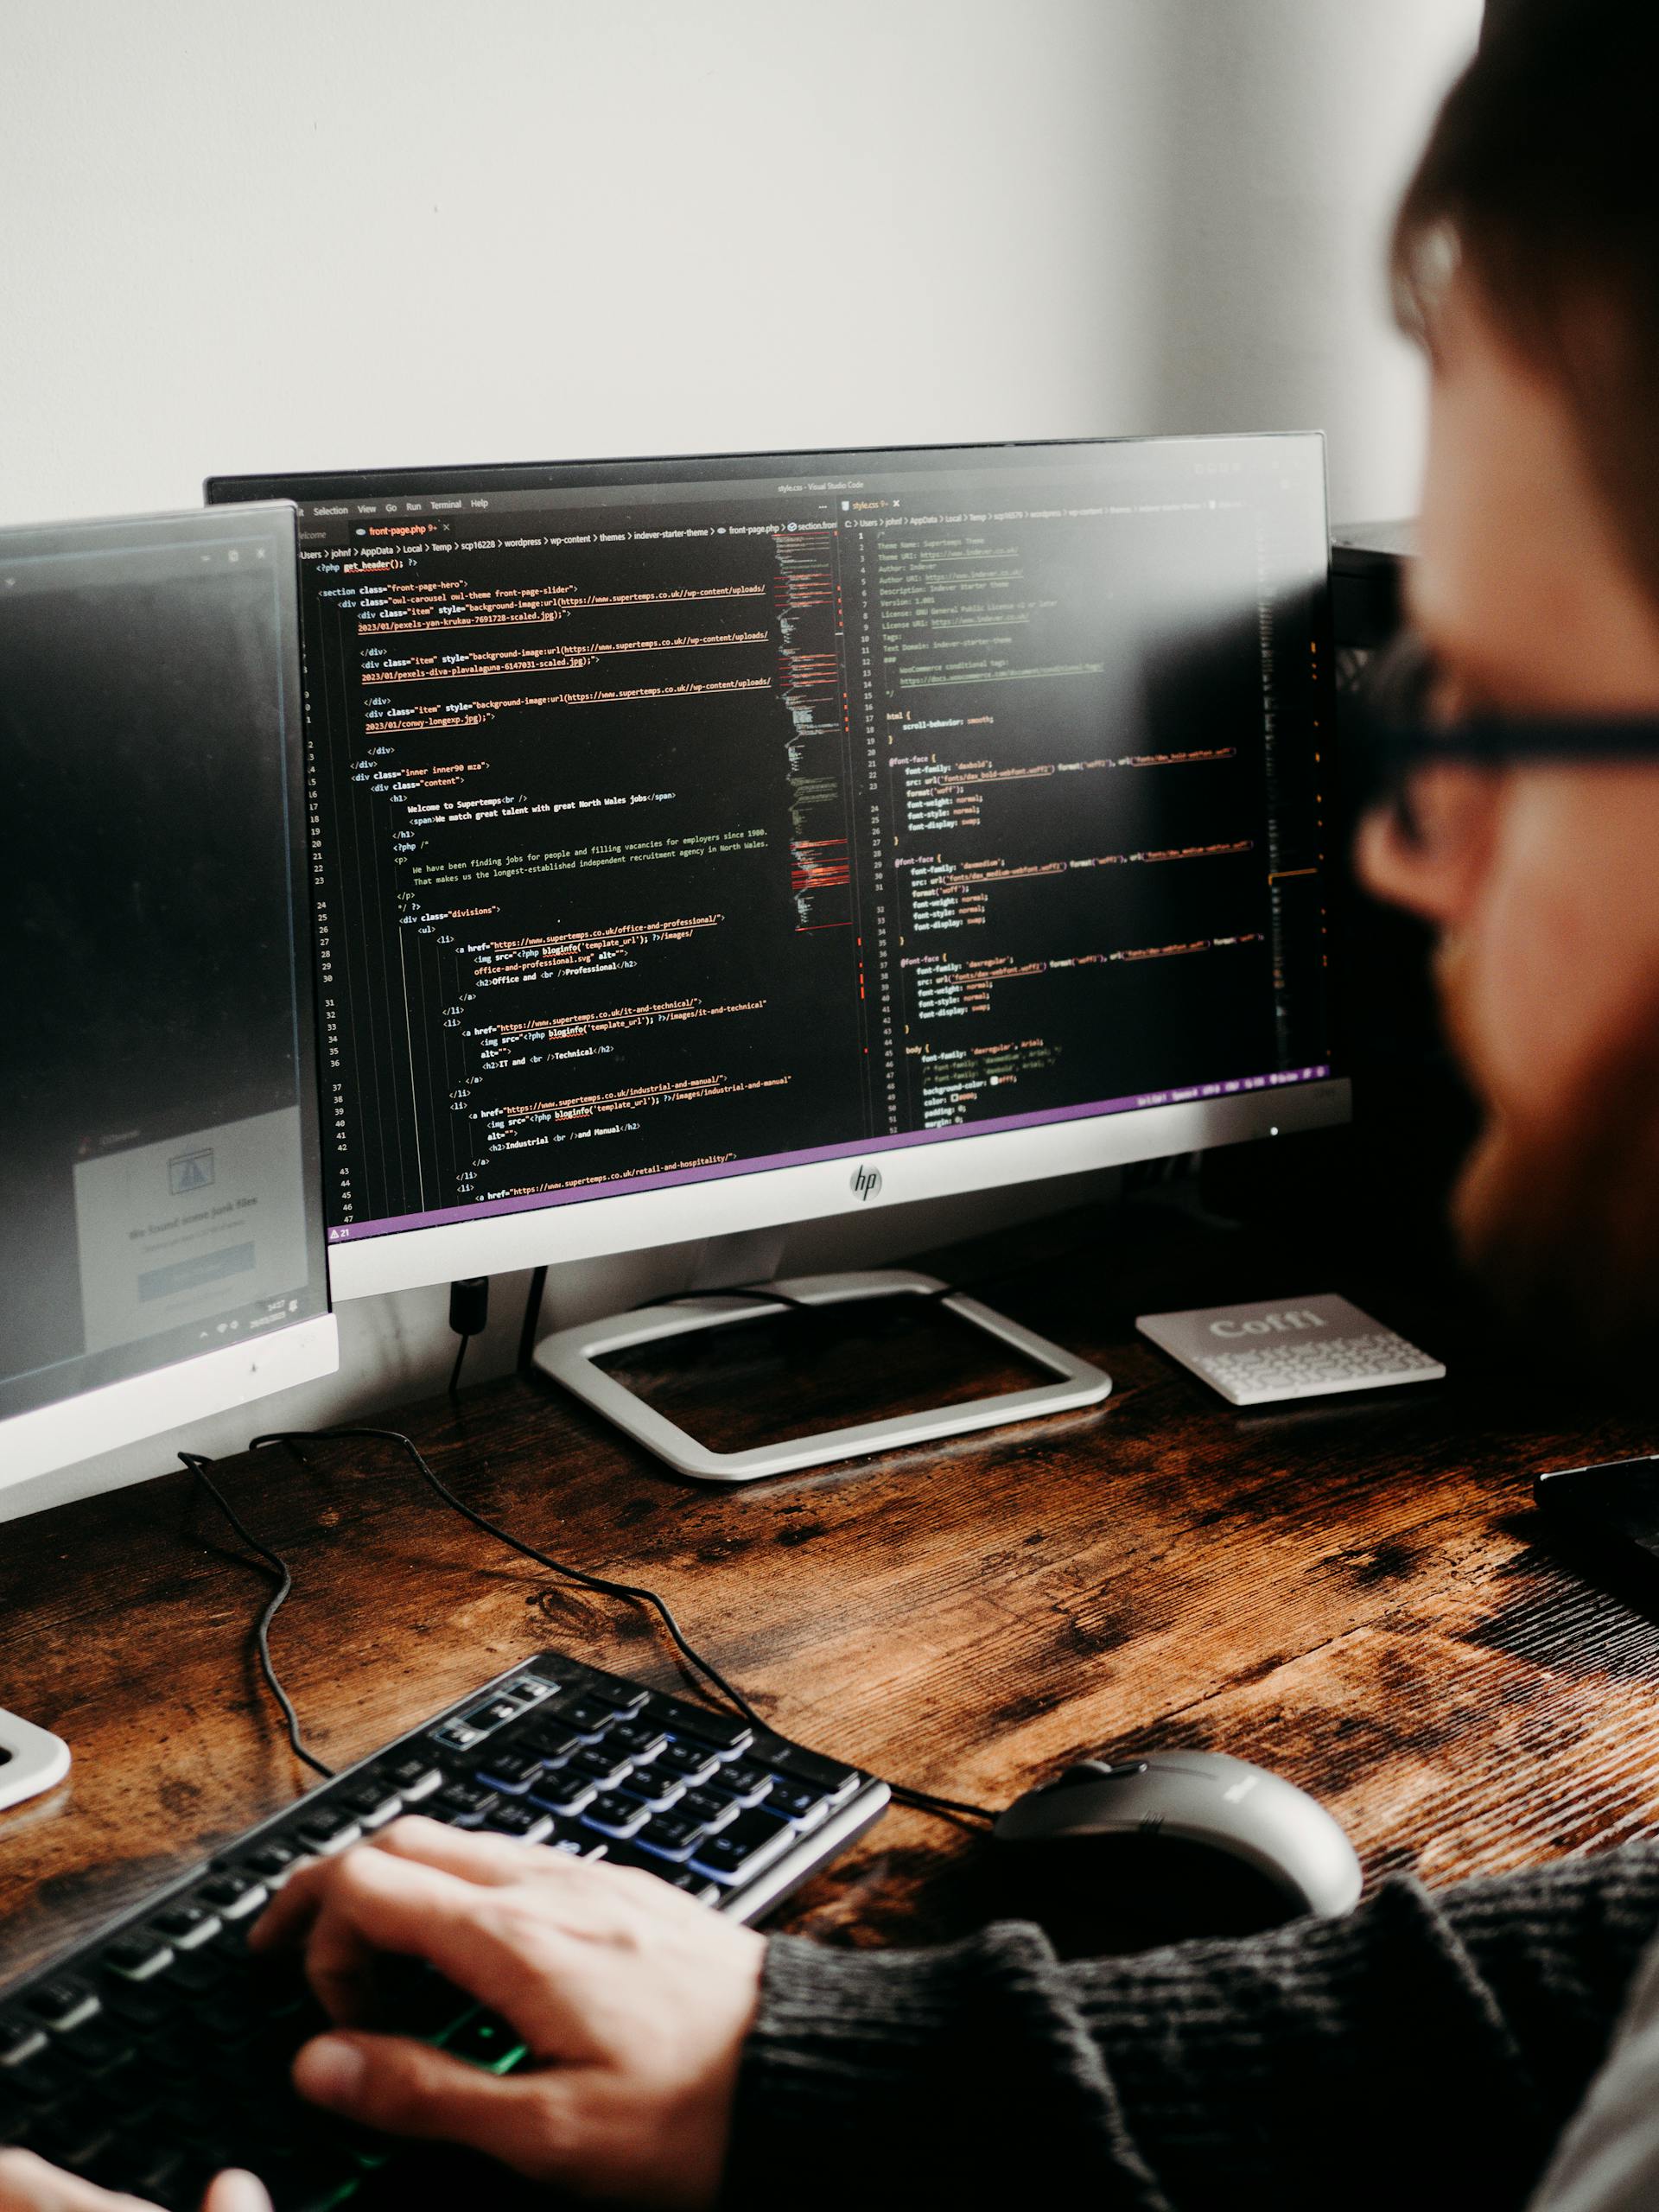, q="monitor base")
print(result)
[533,1268,1111,1483]
[0,1708,71,1813]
